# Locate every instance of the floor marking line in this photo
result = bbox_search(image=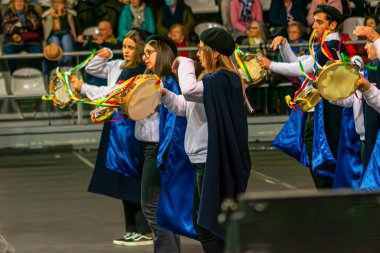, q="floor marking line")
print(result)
[73,151,94,169]
[254,171,298,189]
